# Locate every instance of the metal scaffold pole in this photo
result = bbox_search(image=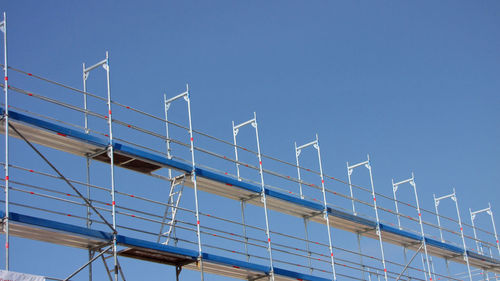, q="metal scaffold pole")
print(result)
[470,203,500,281]
[82,60,93,281]
[0,12,8,271]
[295,134,337,281]
[294,141,312,273]
[233,113,275,281]
[165,85,204,280]
[83,52,119,281]
[433,188,472,281]
[393,173,433,281]
[348,155,389,281]
[232,120,250,261]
